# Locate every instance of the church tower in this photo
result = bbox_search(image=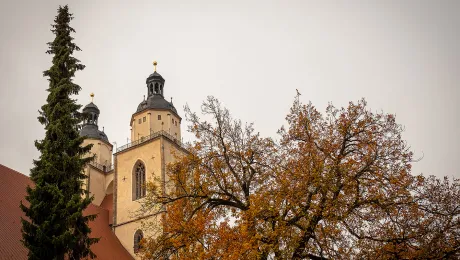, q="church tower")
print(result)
[80,94,114,206]
[131,61,181,141]
[113,62,187,257]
